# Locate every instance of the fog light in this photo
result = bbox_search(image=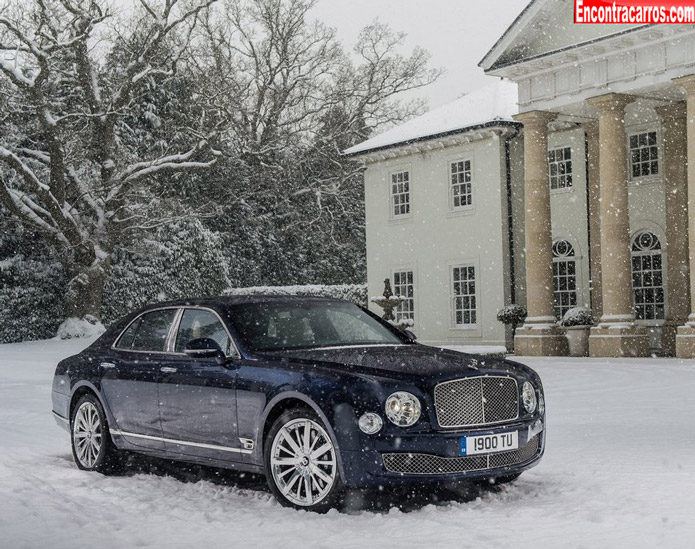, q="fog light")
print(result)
[522,381,537,414]
[358,412,383,434]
